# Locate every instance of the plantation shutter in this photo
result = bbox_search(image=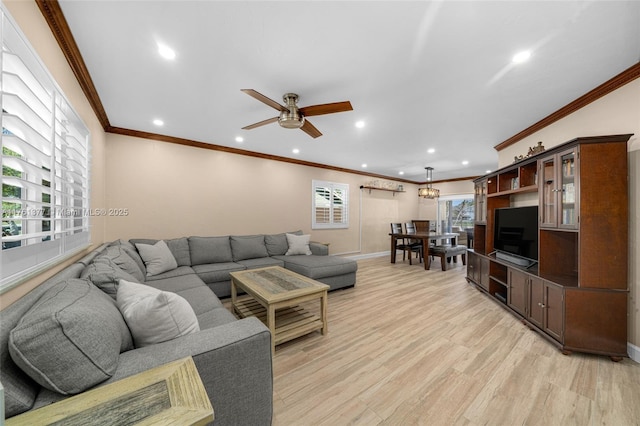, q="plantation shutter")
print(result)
[312,180,348,229]
[1,8,90,291]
